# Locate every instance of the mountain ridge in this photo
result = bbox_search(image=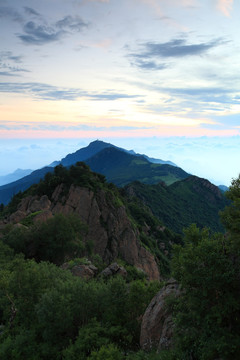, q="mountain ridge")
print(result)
[0,140,188,205]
